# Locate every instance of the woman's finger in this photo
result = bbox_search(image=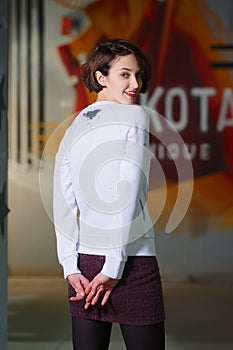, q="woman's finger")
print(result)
[68,275,90,301]
[70,294,84,301]
[84,287,97,309]
[91,287,104,306]
[74,277,89,290]
[84,283,93,297]
[85,280,100,302]
[69,285,86,301]
[84,284,104,306]
[79,276,90,289]
[84,301,91,310]
[70,291,84,301]
[85,289,94,303]
[101,290,111,306]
